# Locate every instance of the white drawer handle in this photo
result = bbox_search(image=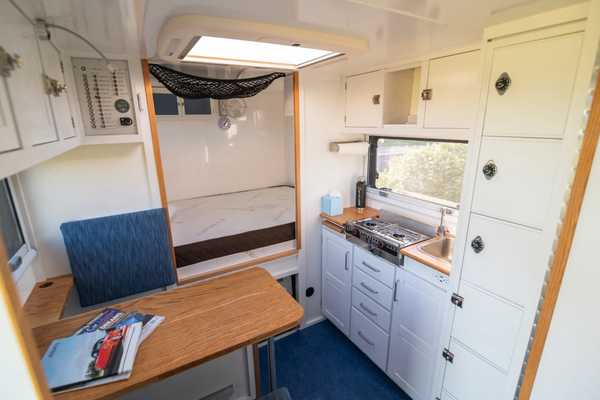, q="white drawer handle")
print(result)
[359,302,377,317]
[362,261,381,273]
[360,282,379,295]
[358,331,374,346]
